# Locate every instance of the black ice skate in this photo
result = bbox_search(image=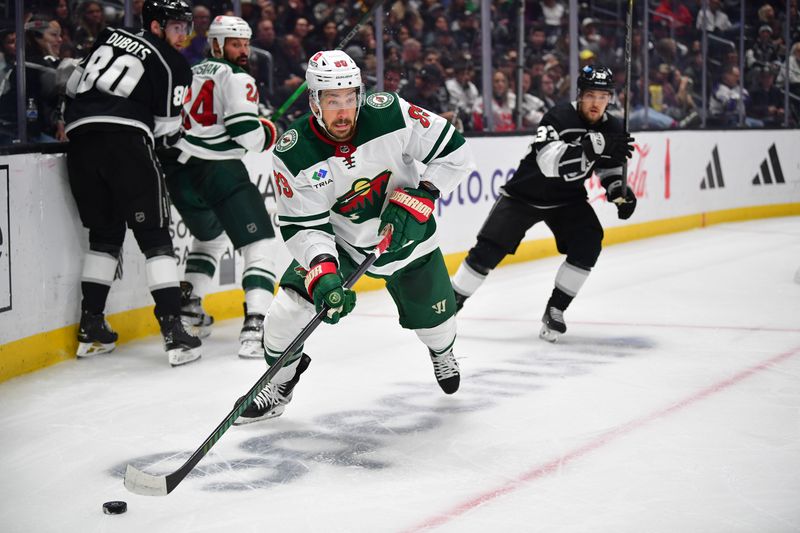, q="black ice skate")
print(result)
[233,354,311,425]
[76,310,119,357]
[429,349,460,394]
[238,313,265,359]
[158,314,202,367]
[179,281,213,338]
[539,305,567,343]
